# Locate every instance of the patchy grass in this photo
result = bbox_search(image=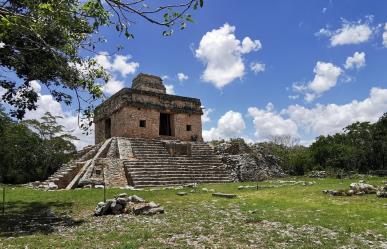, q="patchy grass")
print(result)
[0,177,386,248]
